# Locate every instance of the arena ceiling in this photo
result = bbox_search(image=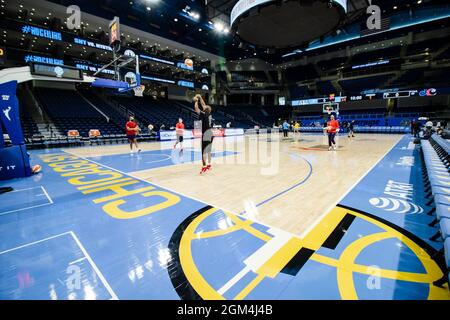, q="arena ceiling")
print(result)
[25,0,446,60]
